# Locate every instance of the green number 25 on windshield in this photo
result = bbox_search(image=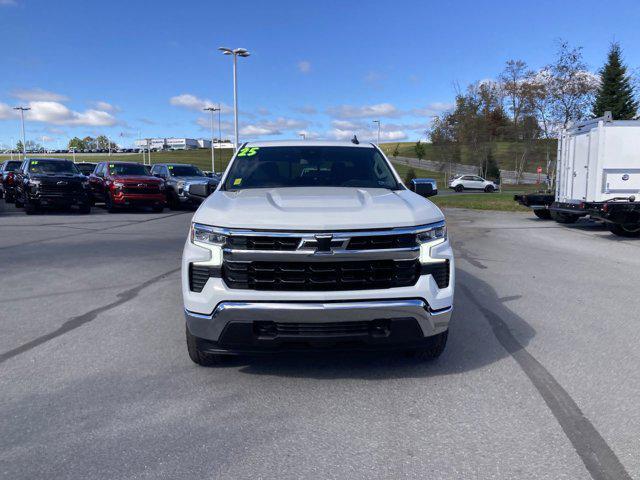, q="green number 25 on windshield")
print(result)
[237,147,259,157]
